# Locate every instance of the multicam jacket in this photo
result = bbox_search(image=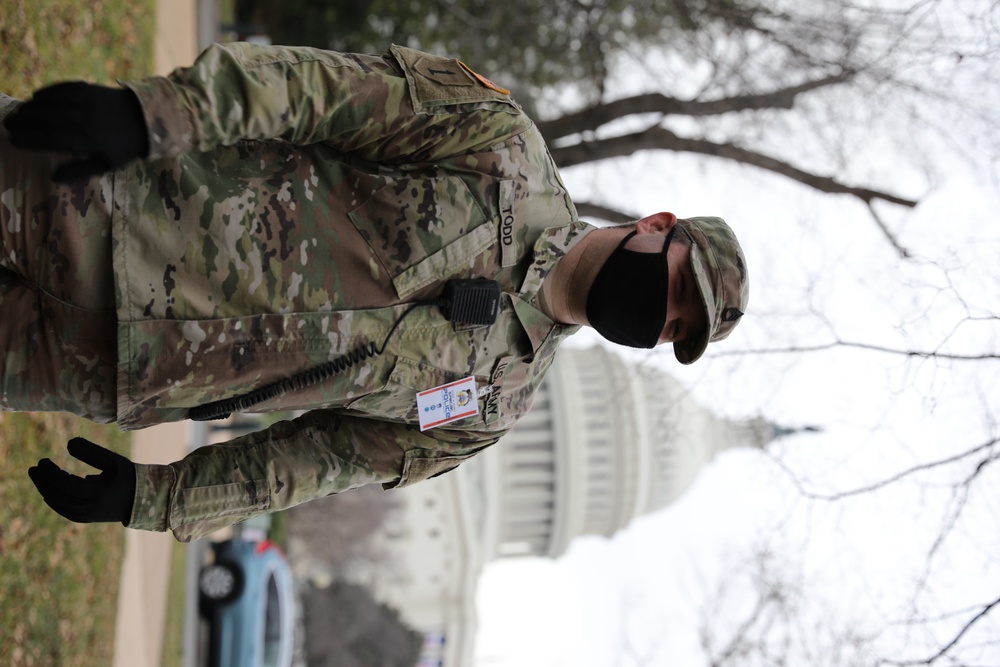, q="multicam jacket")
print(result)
[113,43,593,540]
